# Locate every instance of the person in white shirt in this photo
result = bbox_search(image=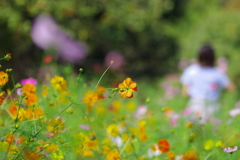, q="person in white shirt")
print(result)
[180,45,234,123]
